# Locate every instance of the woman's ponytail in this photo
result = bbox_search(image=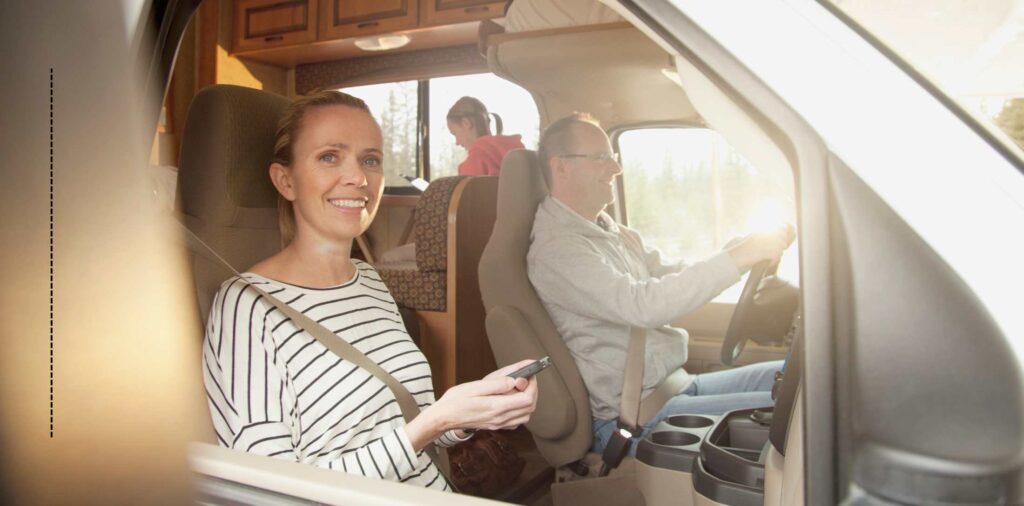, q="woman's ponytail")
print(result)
[490,112,504,135]
[447,96,495,137]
